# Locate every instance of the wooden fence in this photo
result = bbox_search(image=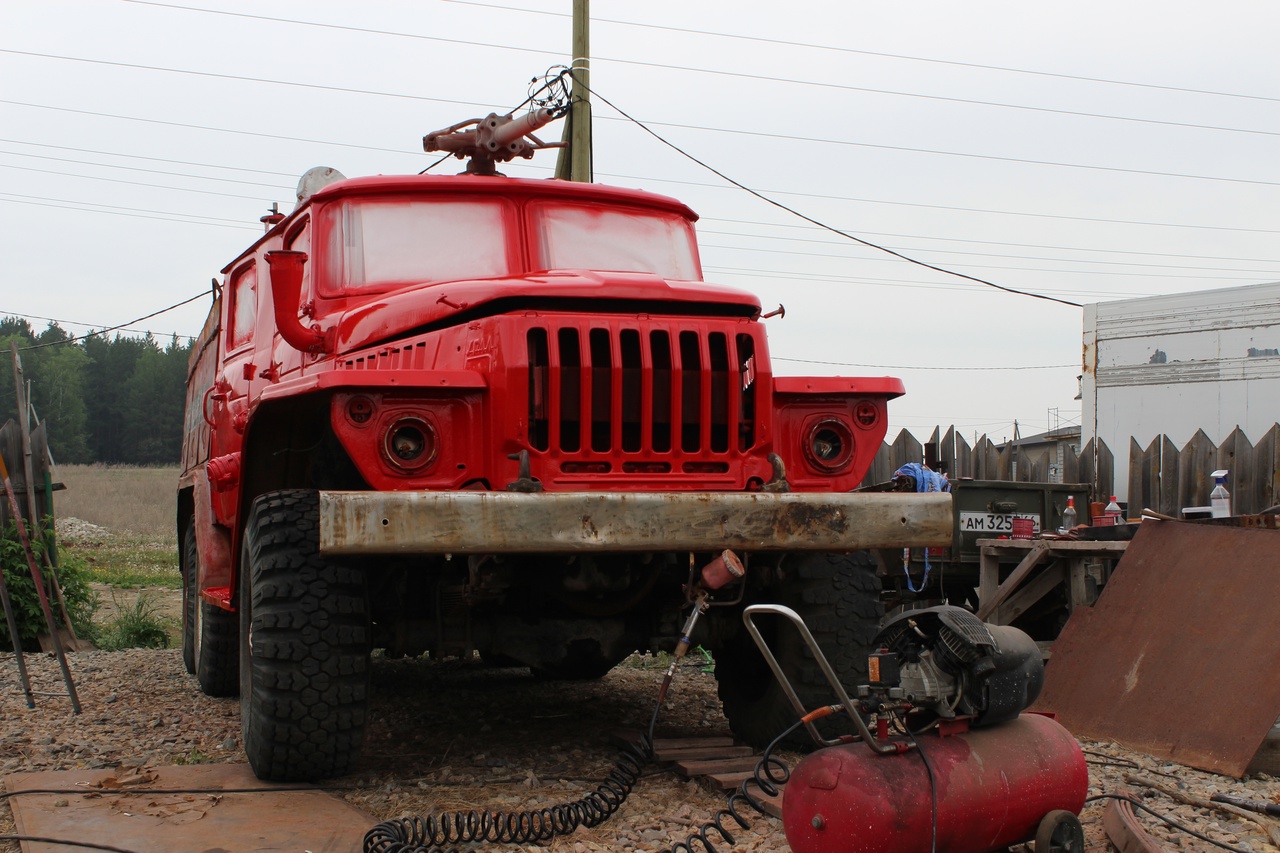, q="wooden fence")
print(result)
[1125,426,1280,517]
[862,424,1280,517]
